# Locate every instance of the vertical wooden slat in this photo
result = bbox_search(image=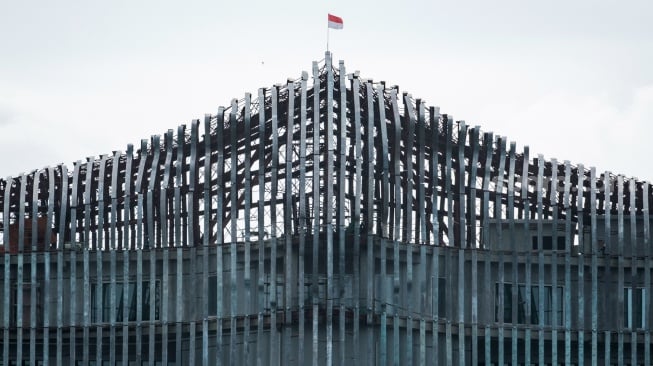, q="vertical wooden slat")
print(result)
[416,99,428,366]
[603,171,612,366]
[495,137,505,366]
[536,154,545,365]
[351,72,362,365]
[284,79,296,364]
[430,107,441,365]
[550,158,559,365]
[577,164,585,366]
[56,165,67,365]
[469,127,481,366]
[110,151,121,251]
[507,142,517,366]
[628,178,637,365]
[443,118,455,362]
[161,130,173,366]
[617,174,625,365]
[457,124,468,366]
[444,118,454,247]
[176,123,186,365]
[82,159,93,364]
[481,132,493,366]
[521,146,531,366]
[311,61,321,366]
[256,89,265,366]
[29,171,40,365]
[216,107,226,365]
[146,135,160,364]
[363,79,375,366]
[390,88,402,366]
[337,59,347,366]
[26,171,38,364]
[324,53,335,366]
[123,144,133,364]
[590,167,598,364]
[189,120,199,247]
[298,72,308,366]
[376,83,389,366]
[135,152,145,364]
[243,93,253,366]
[644,182,651,366]
[70,161,83,364]
[563,161,572,365]
[404,92,416,366]
[2,176,11,366]
[269,85,280,366]
[230,99,240,365]
[16,174,26,365]
[44,167,55,366]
